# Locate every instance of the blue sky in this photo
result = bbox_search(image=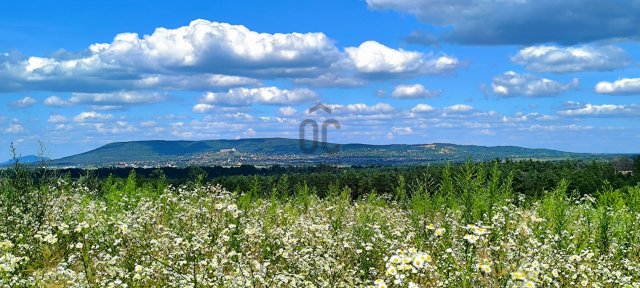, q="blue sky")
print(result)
[1,0,639,159]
